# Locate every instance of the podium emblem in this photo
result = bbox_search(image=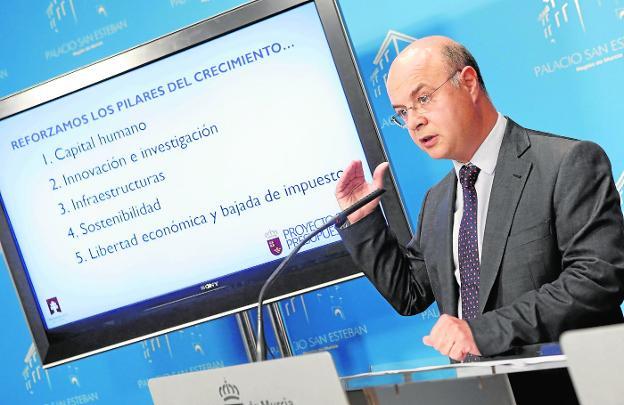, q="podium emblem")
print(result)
[219,379,242,404]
